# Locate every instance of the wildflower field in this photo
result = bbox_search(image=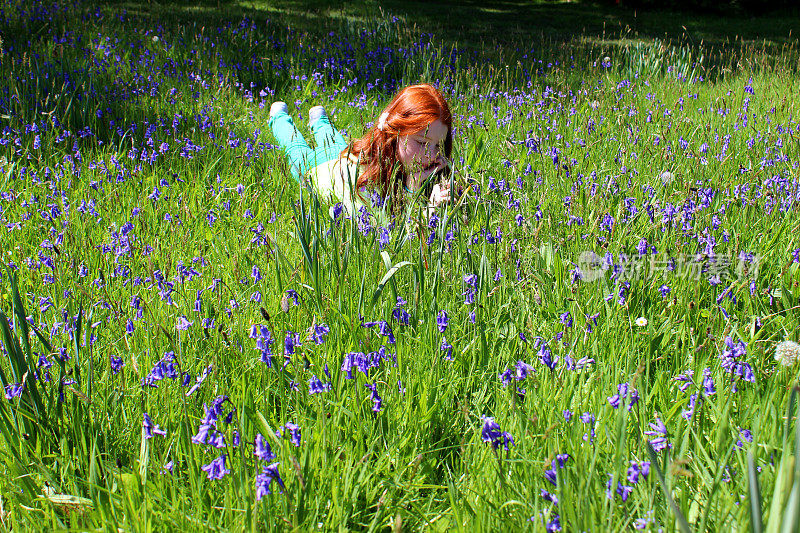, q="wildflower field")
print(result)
[2,0,800,530]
